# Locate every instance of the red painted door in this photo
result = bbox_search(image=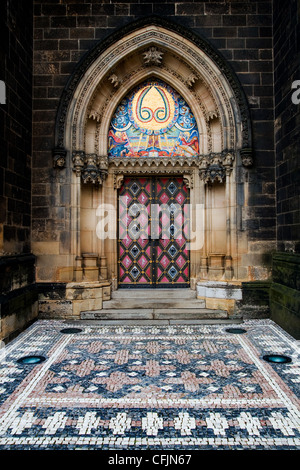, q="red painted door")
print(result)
[118,176,190,287]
